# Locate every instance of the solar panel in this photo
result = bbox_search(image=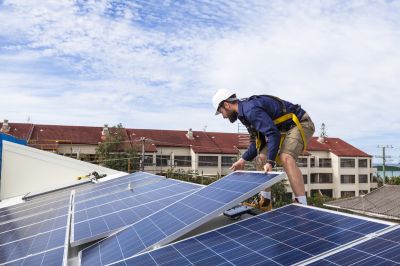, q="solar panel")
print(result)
[116,204,393,266]
[306,227,400,265]
[0,172,163,265]
[2,246,65,266]
[74,172,163,204]
[71,179,200,246]
[79,171,286,265]
[0,172,159,224]
[0,194,73,265]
